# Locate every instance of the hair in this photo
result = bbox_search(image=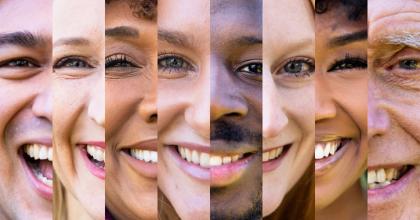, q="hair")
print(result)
[158,188,182,220]
[53,171,67,220]
[315,0,366,21]
[105,0,157,20]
